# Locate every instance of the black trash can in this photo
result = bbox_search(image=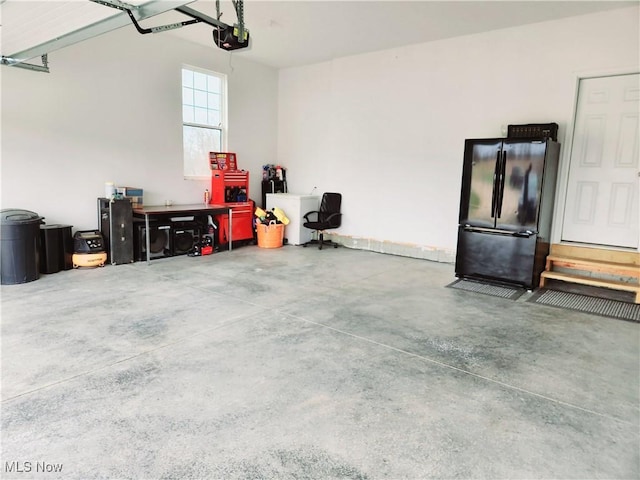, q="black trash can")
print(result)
[1,209,44,284]
[40,224,74,274]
